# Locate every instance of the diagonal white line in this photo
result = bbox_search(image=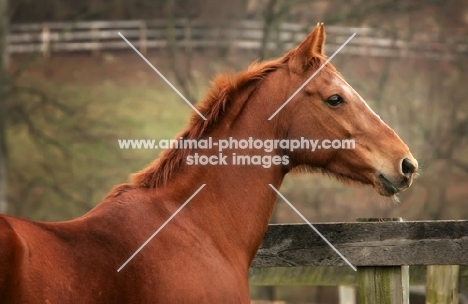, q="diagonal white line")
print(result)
[268,184,357,271]
[118,32,207,120]
[117,184,206,272]
[268,33,356,120]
